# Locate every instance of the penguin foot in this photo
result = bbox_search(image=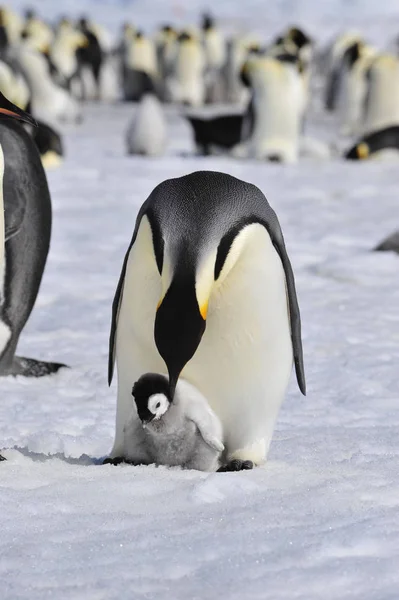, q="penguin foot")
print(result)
[103,456,126,466]
[9,357,68,377]
[0,454,6,462]
[217,459,254,472]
